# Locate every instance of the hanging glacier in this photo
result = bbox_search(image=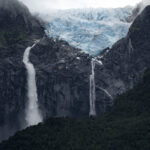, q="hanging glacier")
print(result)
[45,7,132,56]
